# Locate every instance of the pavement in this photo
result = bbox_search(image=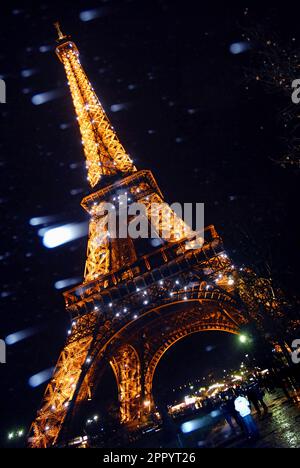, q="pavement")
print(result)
[128,390,300,448]
[209,391,300,448]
